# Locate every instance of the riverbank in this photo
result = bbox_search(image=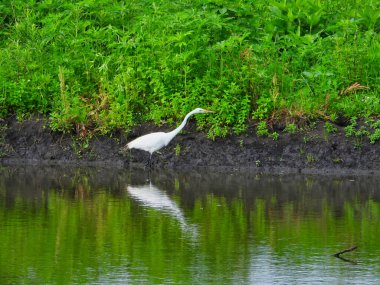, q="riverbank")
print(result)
[0,116,379,175]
